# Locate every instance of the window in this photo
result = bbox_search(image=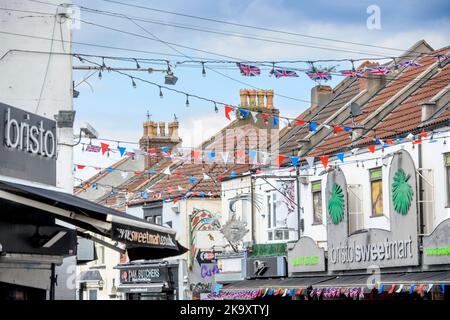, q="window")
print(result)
[266,192,289,241]
[311,181,322,224]
[96,245,105,265]
[88,289,97,300]
[370,168,383,217]
[348,184,363,233]
[446,154,450,206]
[143,202,163,225]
